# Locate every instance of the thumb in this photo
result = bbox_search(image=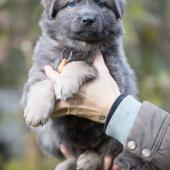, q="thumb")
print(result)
[44,65,60,81]
[93,51,110,74]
